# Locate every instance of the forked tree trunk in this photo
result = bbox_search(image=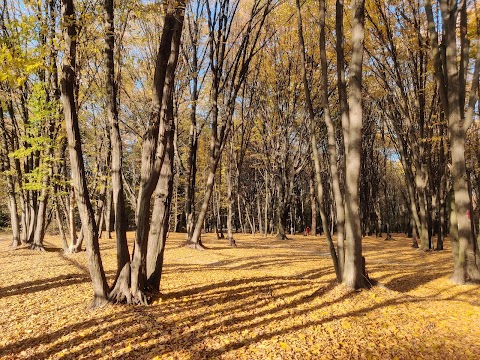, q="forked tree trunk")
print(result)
[127,2,185,303]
